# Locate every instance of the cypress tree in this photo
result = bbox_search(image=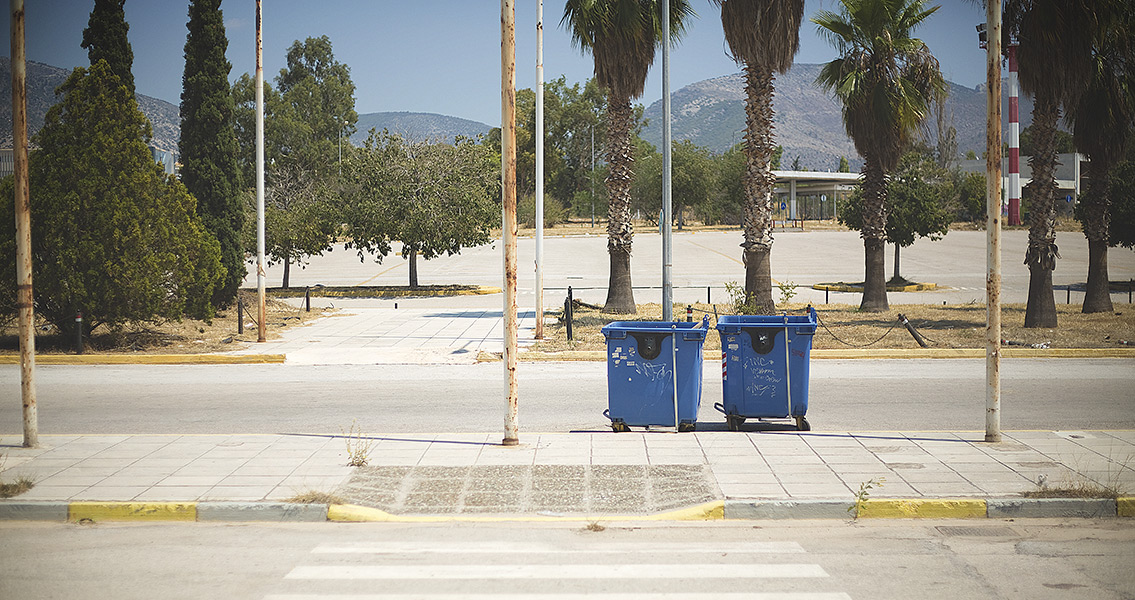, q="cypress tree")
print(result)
[81,0,135,96]
[180,0,244,306]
